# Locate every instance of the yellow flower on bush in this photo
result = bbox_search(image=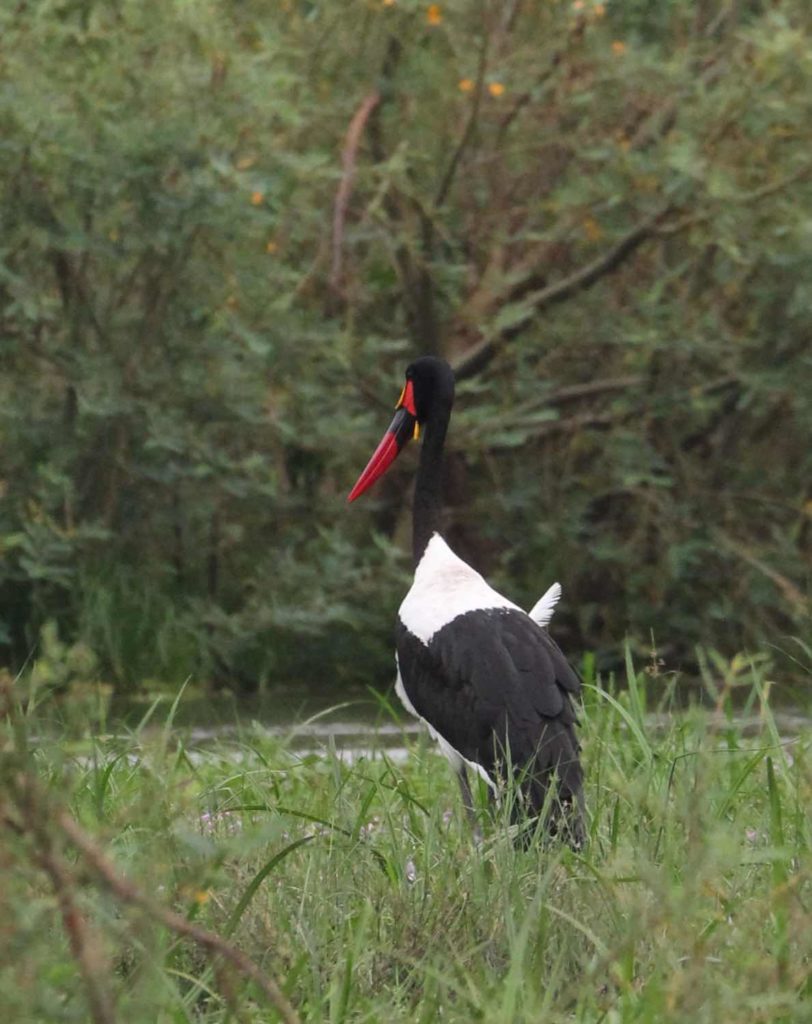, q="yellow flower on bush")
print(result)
[251,191,264,206]
[427,4,442,25]
[583,216,602,242]
[458,78,474,93]
[611,40,627,56]
[488,81,505,97]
